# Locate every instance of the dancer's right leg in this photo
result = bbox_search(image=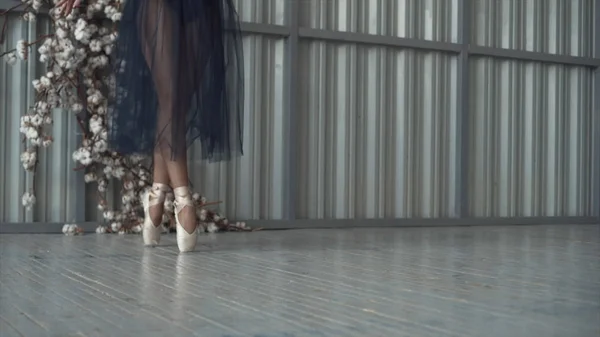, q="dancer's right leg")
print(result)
[149,151,169,227]
[138,0,177,246]
[141,151,170,246]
